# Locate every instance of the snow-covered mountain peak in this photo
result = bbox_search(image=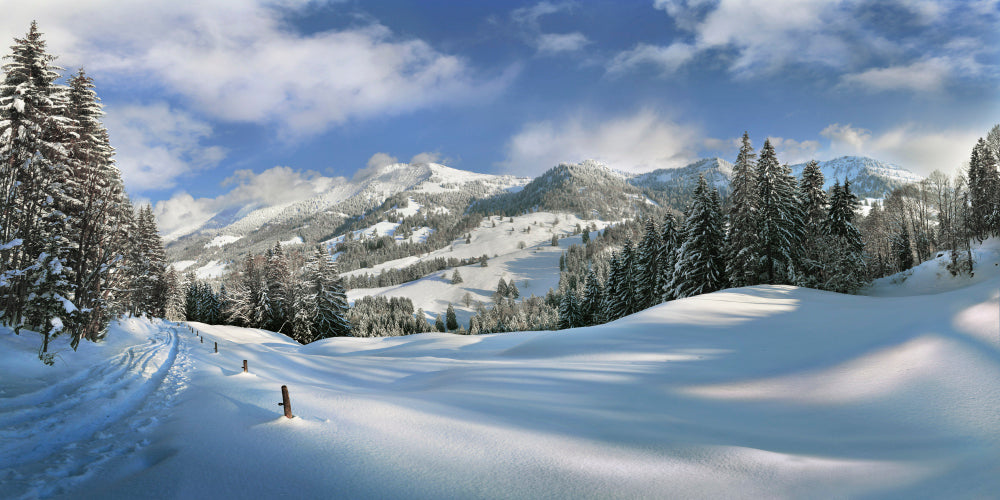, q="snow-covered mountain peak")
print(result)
[788,156,923,196]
